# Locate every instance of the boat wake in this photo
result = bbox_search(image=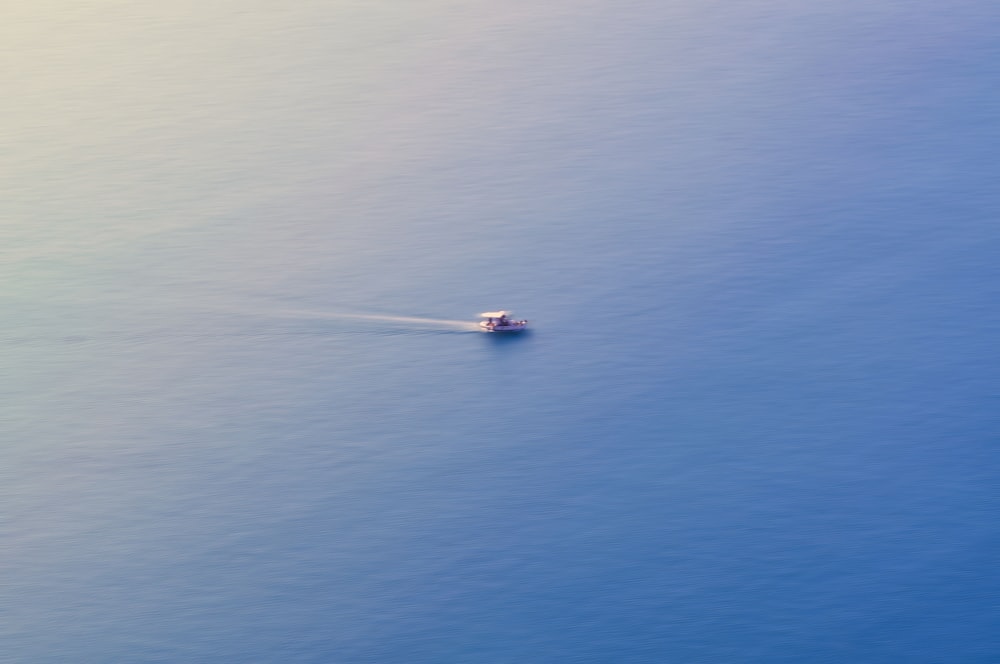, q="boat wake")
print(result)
[332,312,480,331]
[268,308,481,332]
